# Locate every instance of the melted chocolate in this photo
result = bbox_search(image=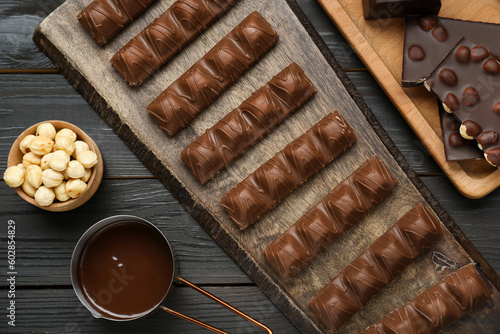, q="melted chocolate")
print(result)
[111,0,238,86]
[77,221,174,320]
[181,62,317,184]
[263,156,398,280]
[403,15,500,86]
[362,264,491,334]
[77,0,156,46]
[426,39,500,167]
[362,0,440,20]
[147,11,279,136]
[220,111,357,230]
[308,203,443,332]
